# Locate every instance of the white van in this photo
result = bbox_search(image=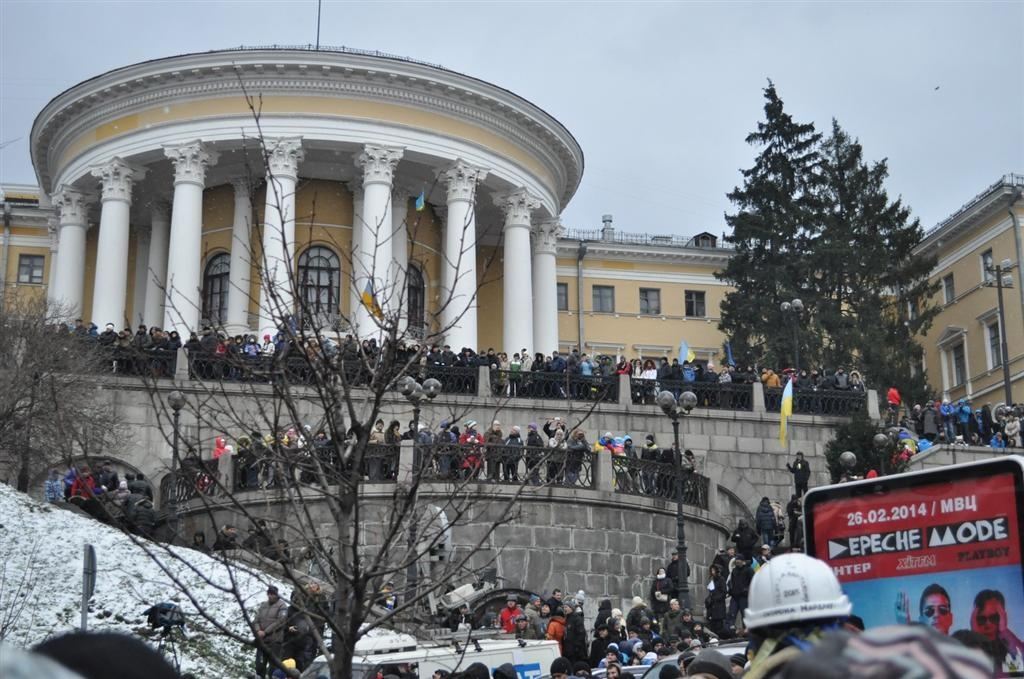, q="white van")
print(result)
[302,637,560,679]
